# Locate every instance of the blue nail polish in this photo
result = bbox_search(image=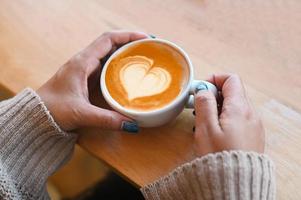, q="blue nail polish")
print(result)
[149,34,156,39]
[195,83,208,93]
[122,121,139,133]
